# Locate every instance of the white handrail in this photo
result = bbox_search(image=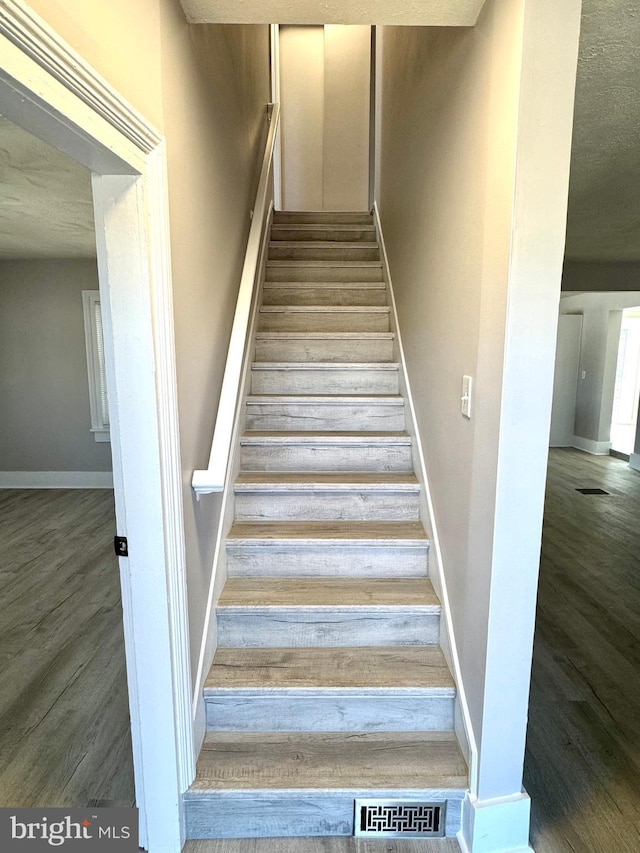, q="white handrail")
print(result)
[192,103,280,496]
